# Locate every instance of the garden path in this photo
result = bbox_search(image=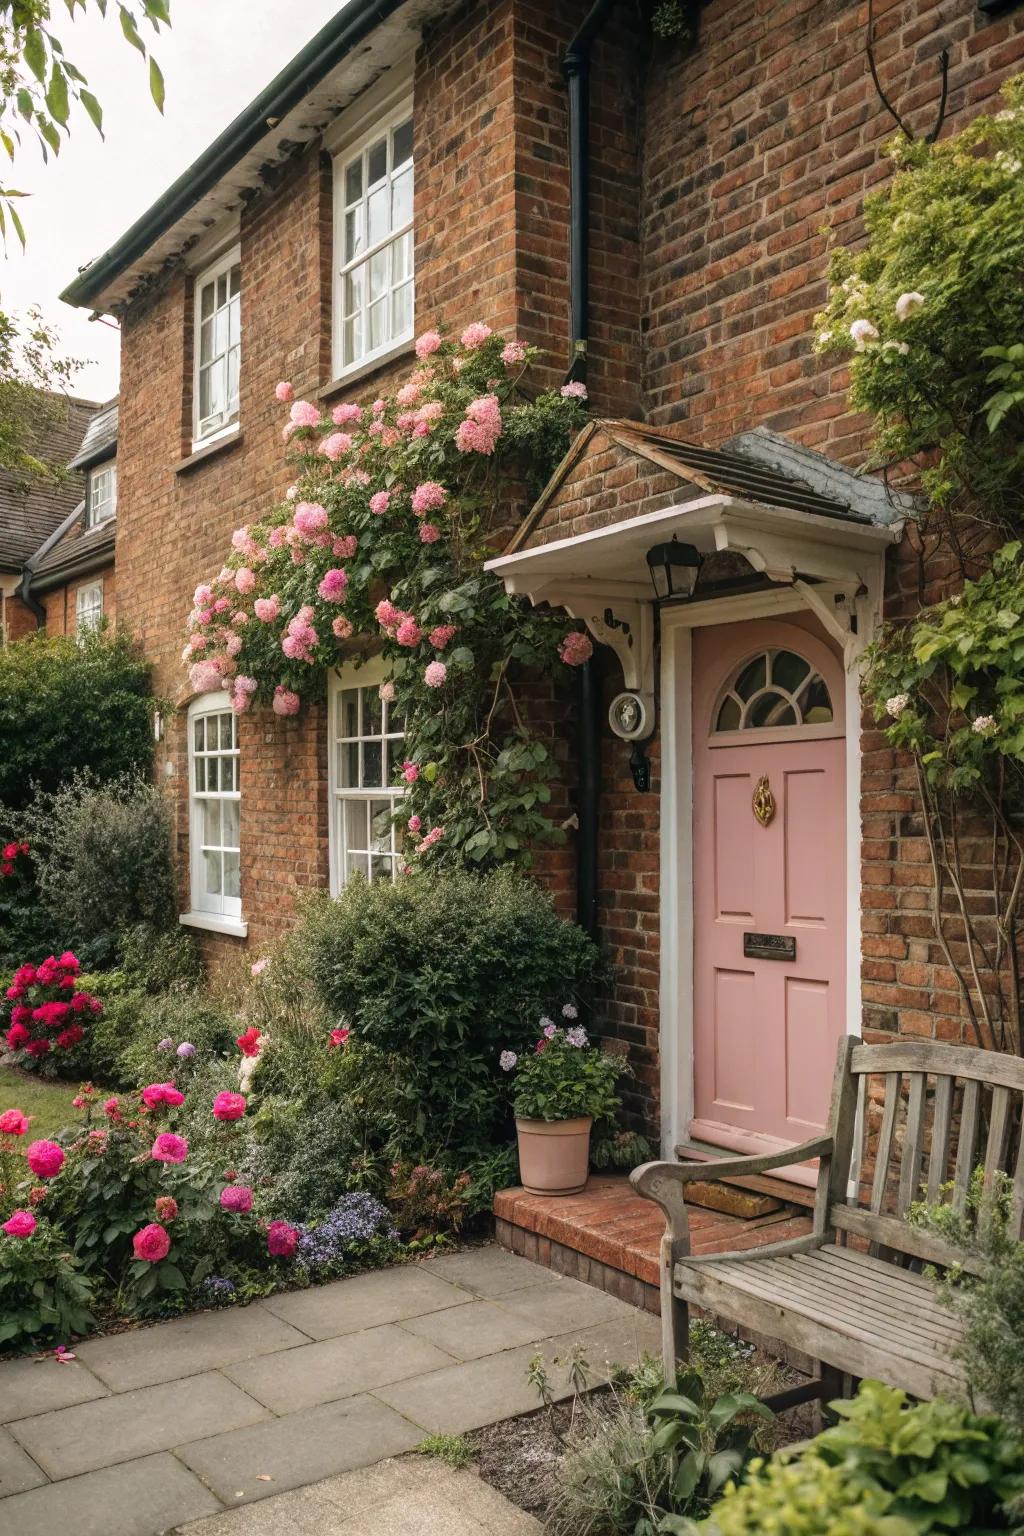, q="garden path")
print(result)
[0,1244,660,1536]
